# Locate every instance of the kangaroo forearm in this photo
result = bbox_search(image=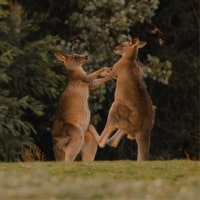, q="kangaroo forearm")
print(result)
[85,69,103,82]
[89,77,112,90]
